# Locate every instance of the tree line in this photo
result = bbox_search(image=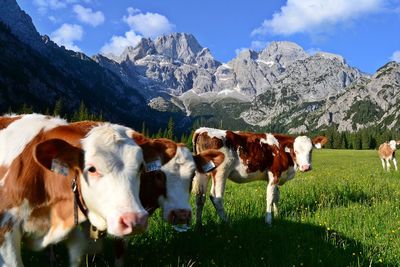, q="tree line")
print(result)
[314,126,400,150]
[8,100,399,150]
